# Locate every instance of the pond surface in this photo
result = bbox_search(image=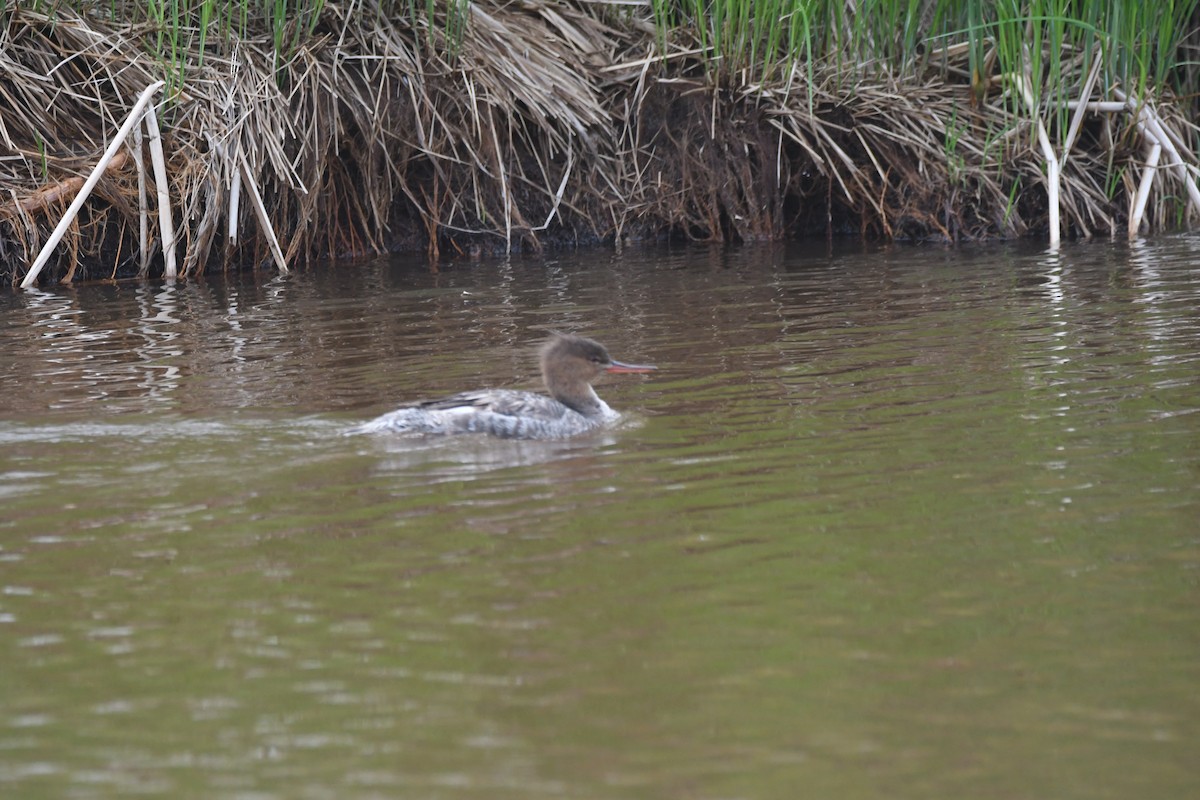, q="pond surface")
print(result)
[1,238,1198,799]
